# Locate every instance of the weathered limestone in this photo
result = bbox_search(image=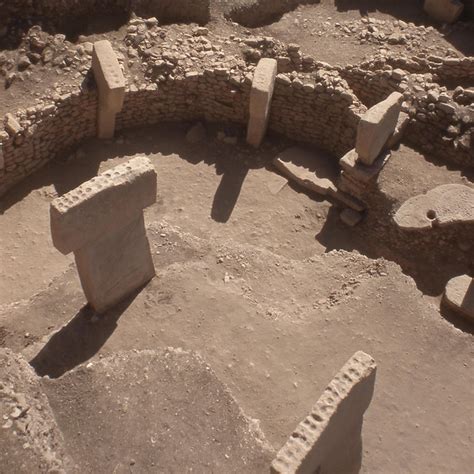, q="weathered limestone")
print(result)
[424,0,464,23]
[50,156,157,313]
[273,147,338,196]
[273,147,365,211]
[92,40,126,139]
[356,92,403,165]
[393,184,474,230]
[444,275,474,322]
[271,351,376,474]
[247,58,277,147]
